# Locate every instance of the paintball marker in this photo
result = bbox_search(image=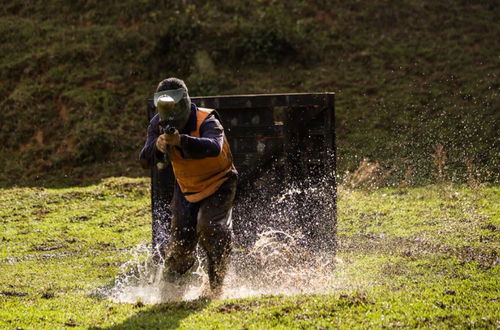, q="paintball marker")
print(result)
[157,96,177,166]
